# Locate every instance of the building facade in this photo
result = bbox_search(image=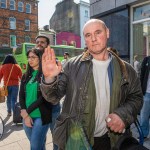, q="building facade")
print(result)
[90,0,150,64]
[0,0,38,48]
[50,0,80,36]
[56,31,81,48]
[39,27,56,45]
[79,0,90,48]
[50,0,90,48]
